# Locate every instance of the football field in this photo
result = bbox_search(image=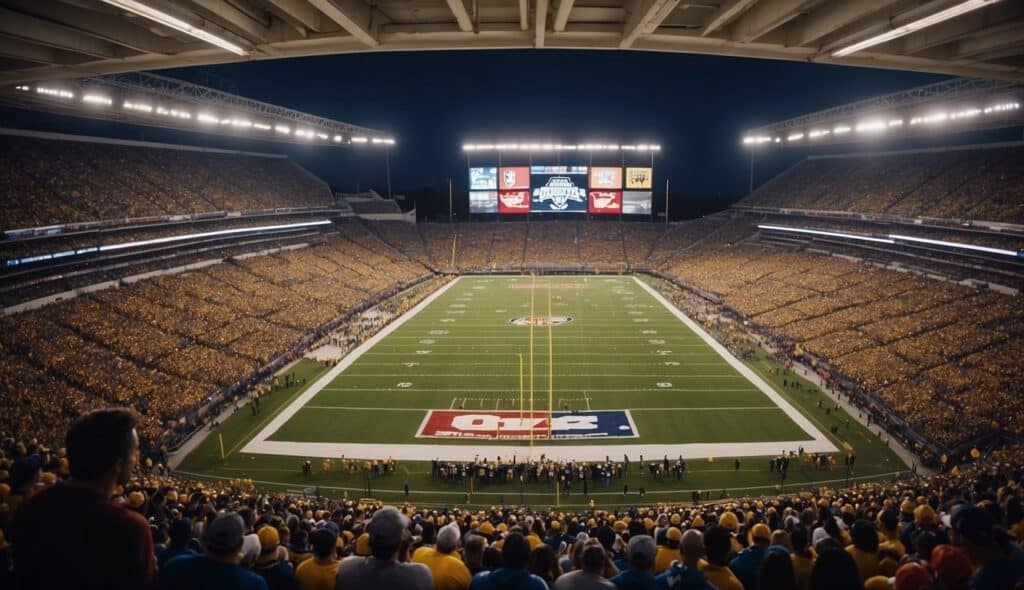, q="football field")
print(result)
[240,276,835,461]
